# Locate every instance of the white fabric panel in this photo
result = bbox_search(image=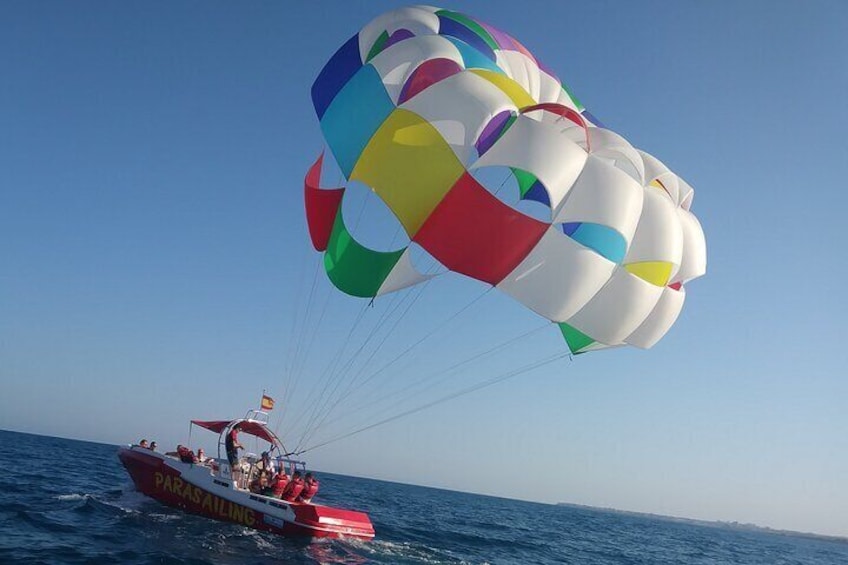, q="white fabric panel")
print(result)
[656,172,680,203]
[638,150,679,202]
[553,154,645,245]
[377,247,436,296]
[369,35,464,103]
[625,286,686,349]
[638,149,669,183]
[678,176,695,210]
[671,208,707,284]
[555,84,580,111]
[579,342,623,353]
[567,268,664,345]
[401,71,515,165]
[358,6,440,63]
[495,50,541,102]
[624,187,684,268]
[587,128,645,184]
[497,227,616,322]
[538,69,564,105]
[471,115,588,213]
